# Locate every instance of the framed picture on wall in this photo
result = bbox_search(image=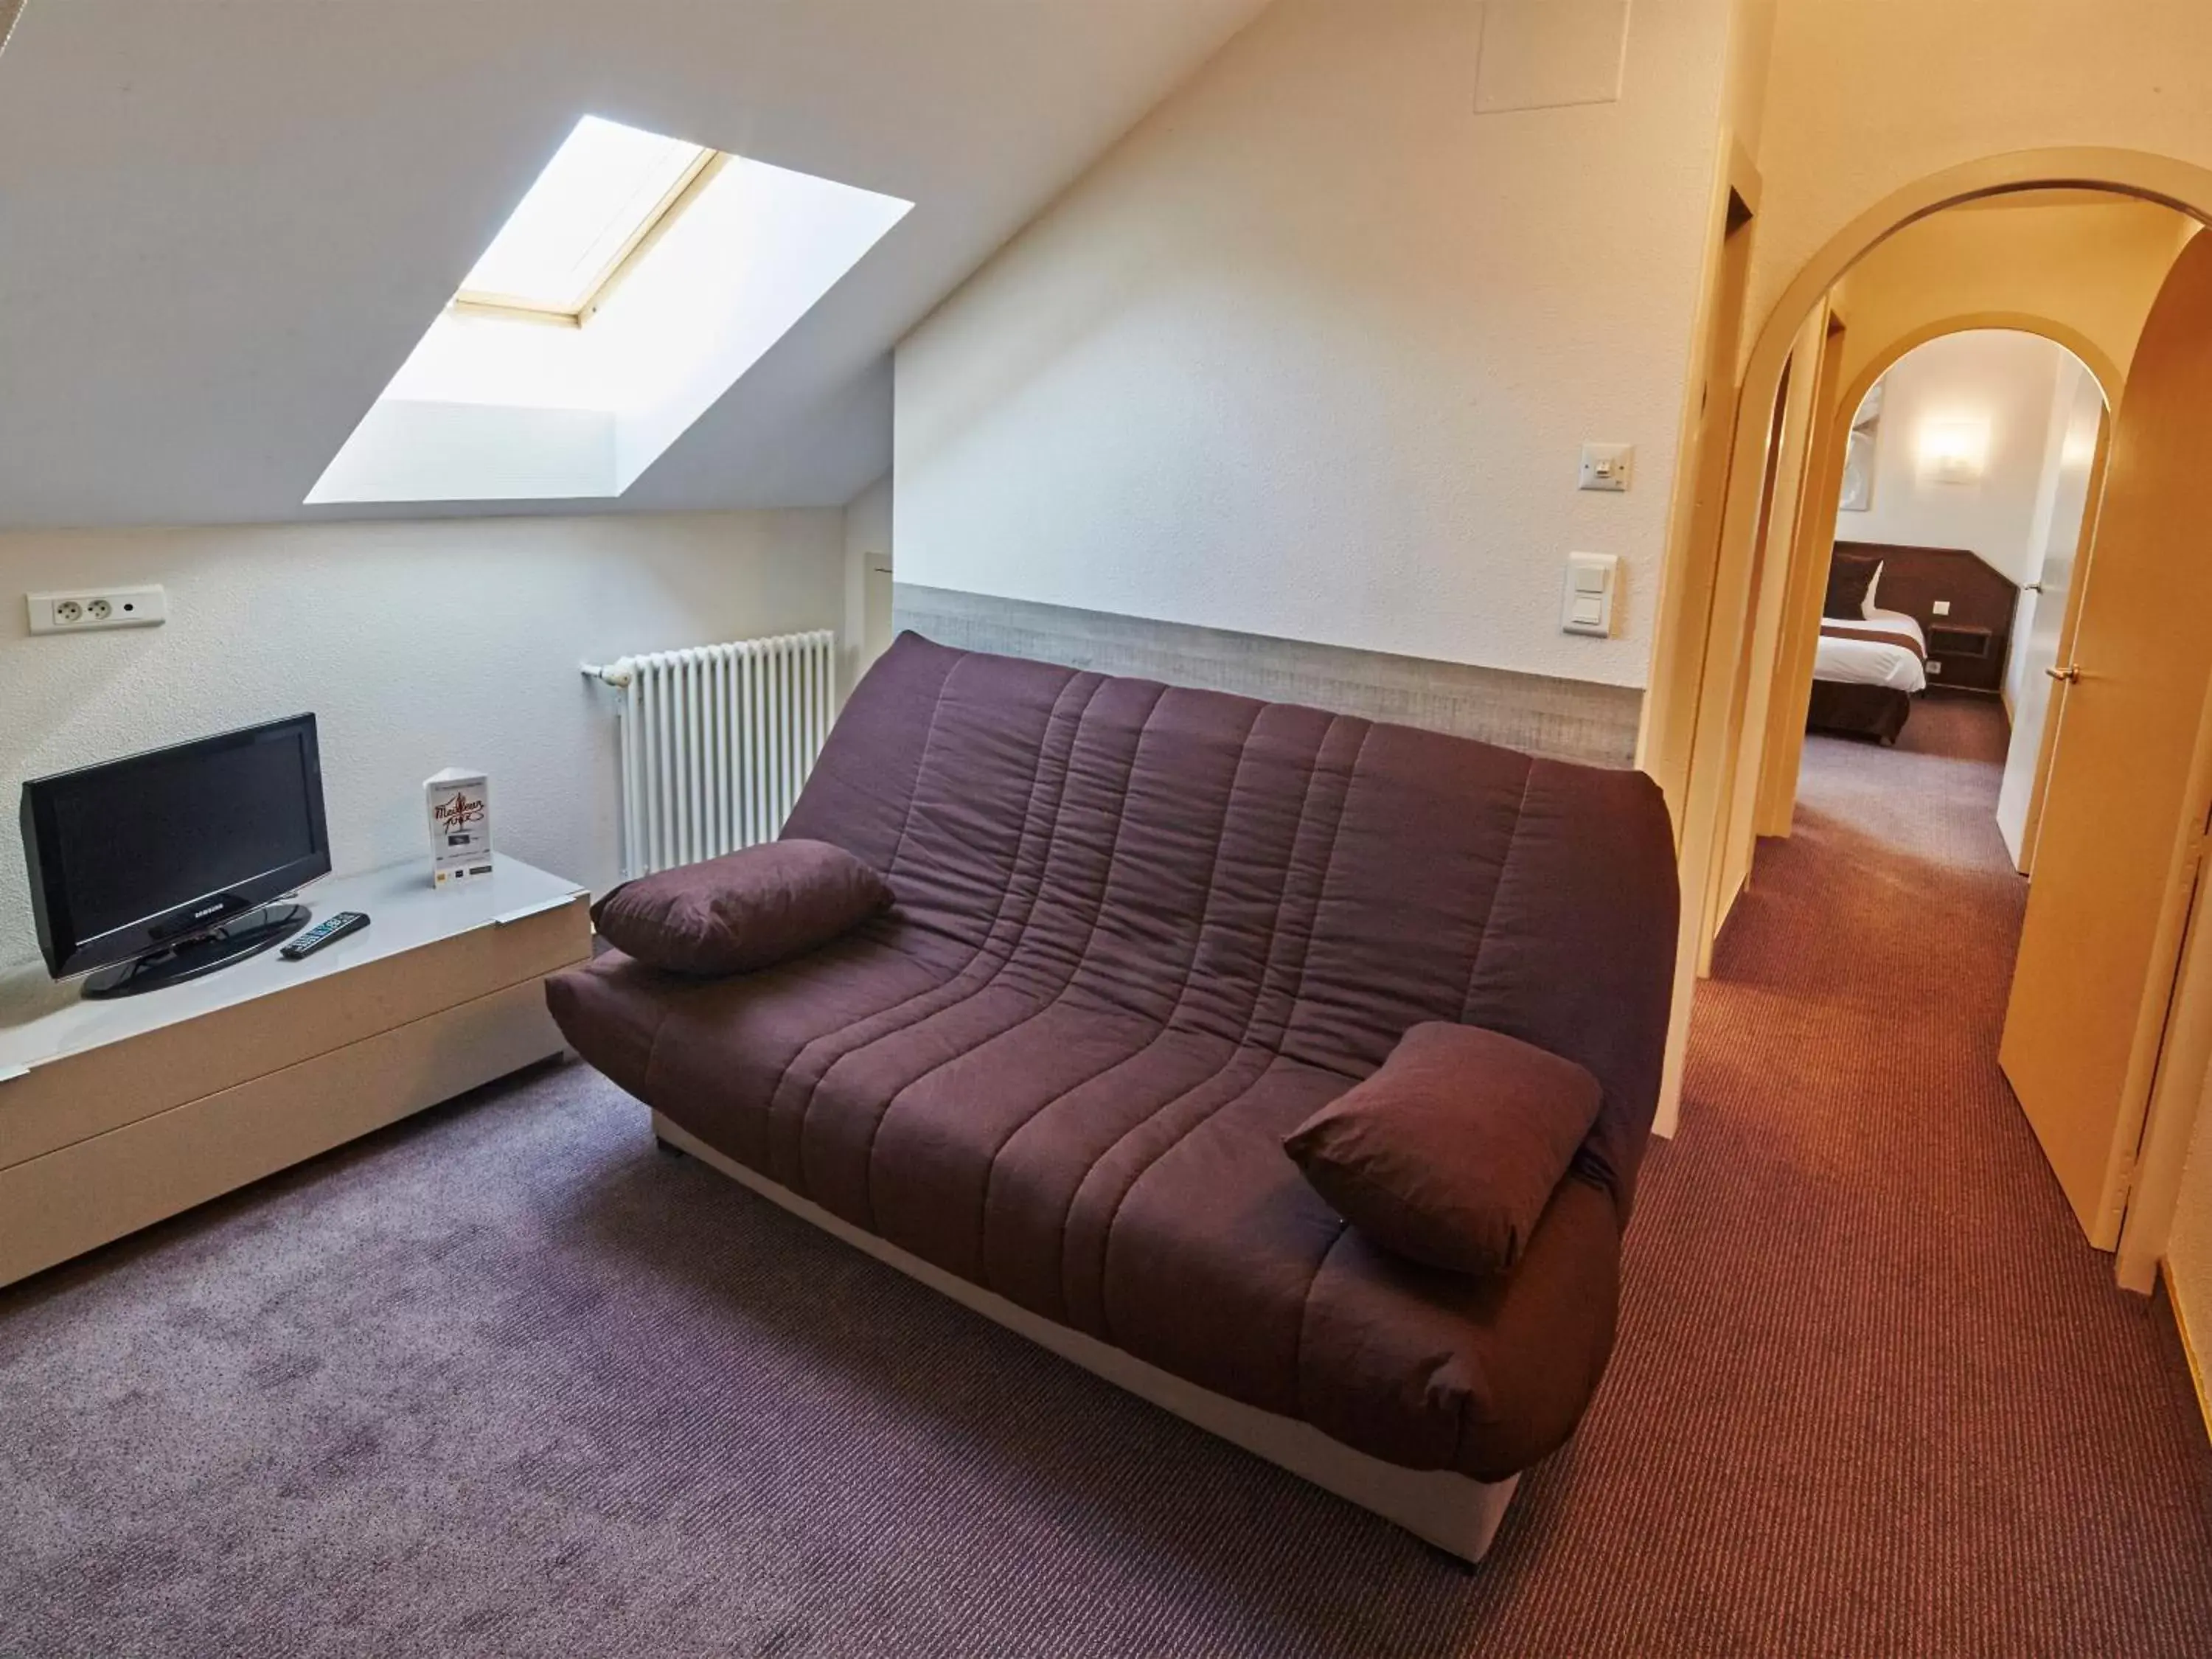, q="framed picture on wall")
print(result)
[1839,378,1884,512]
[1840,429,1877,512]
